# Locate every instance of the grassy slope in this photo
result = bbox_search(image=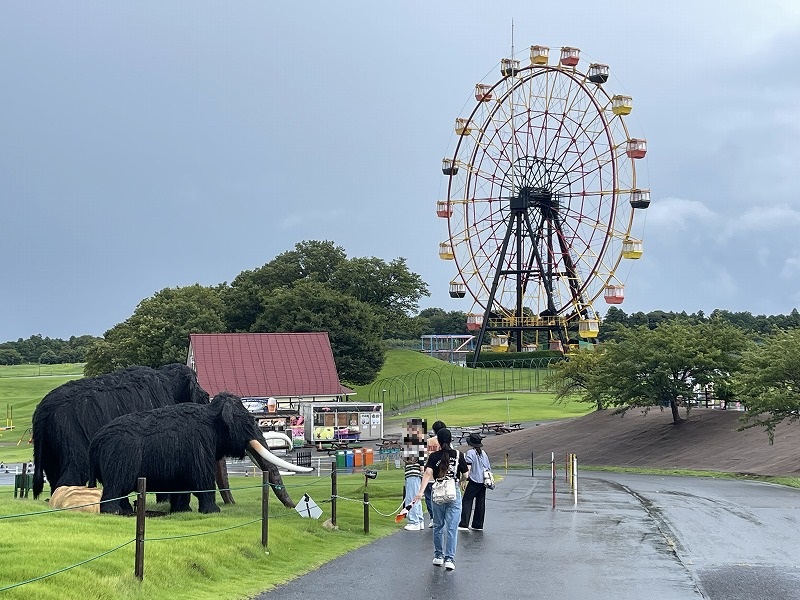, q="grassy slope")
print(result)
[0,368,84,463]
[388,392,591,427]
[348,349,447,399]
[350,349,556,408]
